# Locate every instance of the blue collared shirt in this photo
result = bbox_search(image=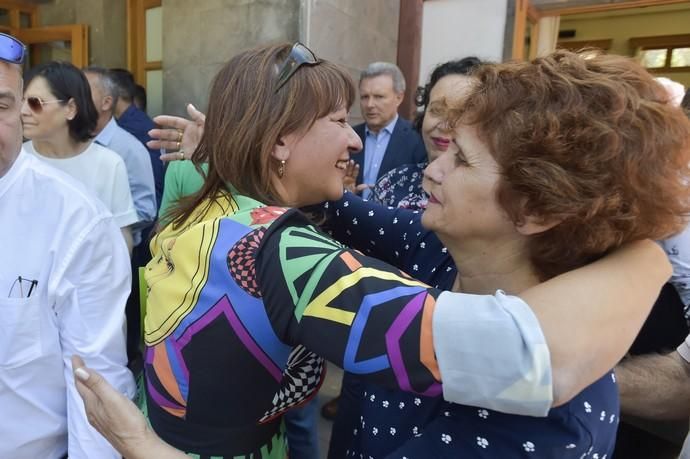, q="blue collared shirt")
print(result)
[117,104,164,209]
[95,117,156,245]
[362,115,398,199]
